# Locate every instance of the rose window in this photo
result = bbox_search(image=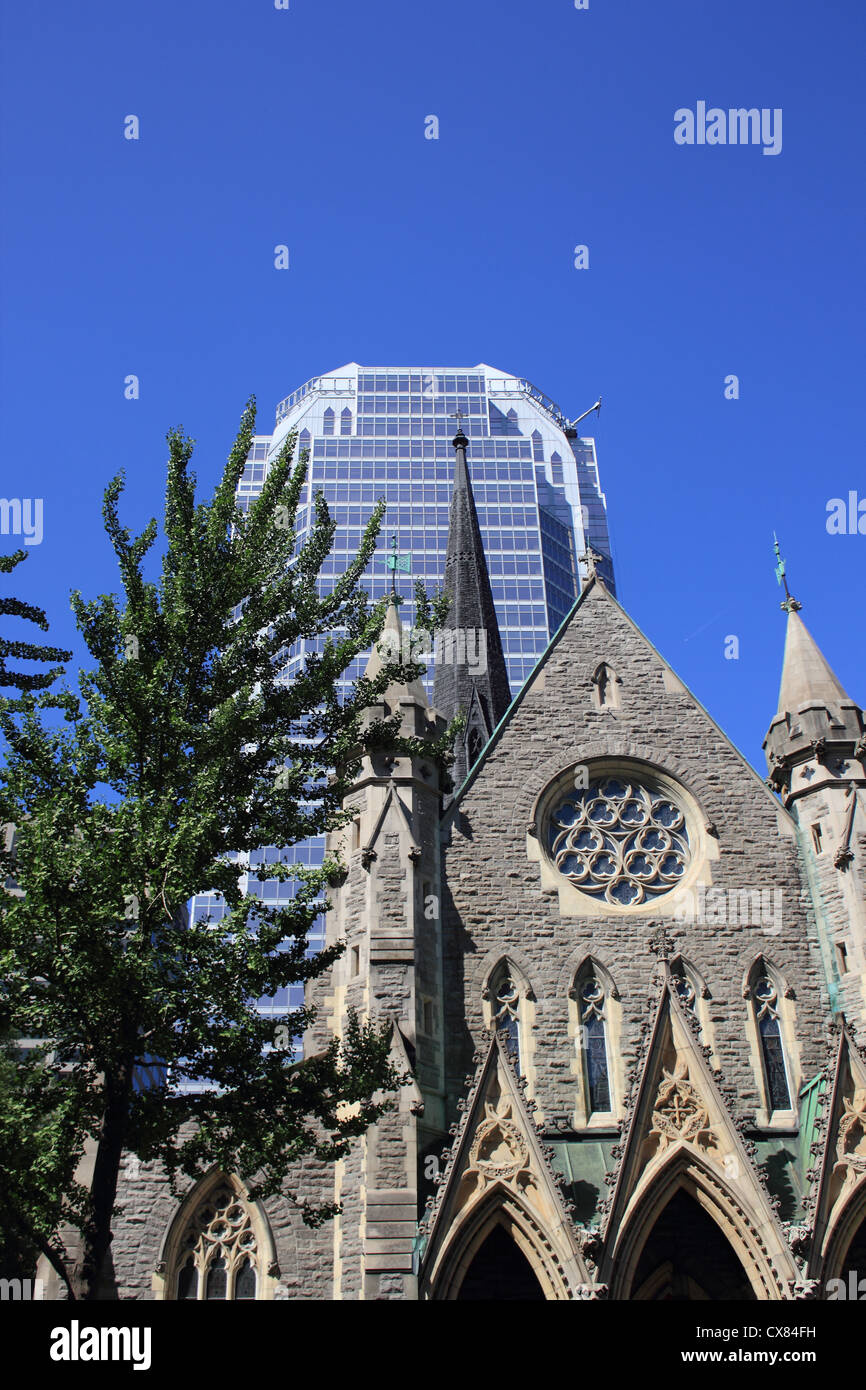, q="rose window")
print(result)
[548,776,690,906]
